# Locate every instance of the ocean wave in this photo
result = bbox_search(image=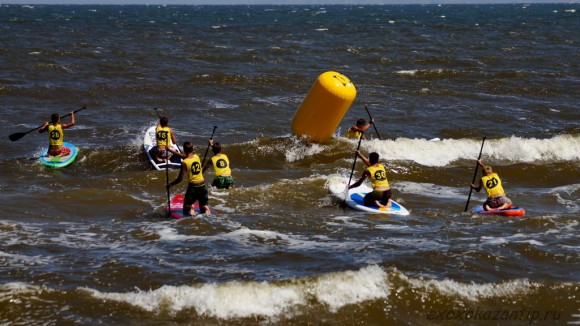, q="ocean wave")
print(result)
[1,265,570,322]
[80,265,388,318]
[362,134,580,167]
